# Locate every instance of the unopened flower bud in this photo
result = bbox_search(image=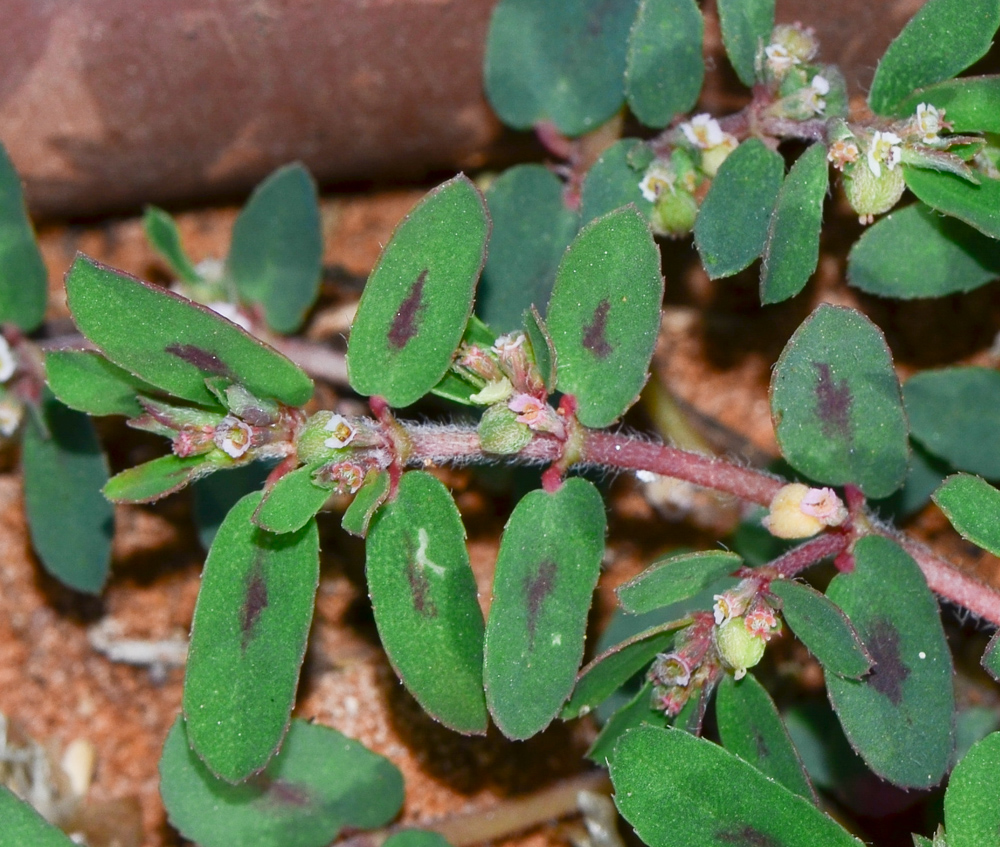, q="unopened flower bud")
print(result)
[478,404,532,454]
[842,158,906,224]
